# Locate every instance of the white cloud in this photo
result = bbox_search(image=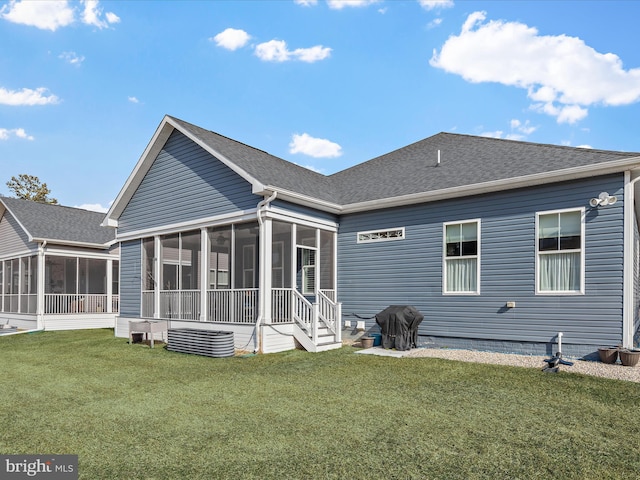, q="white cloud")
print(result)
[427,18,443,29]
[289,133,342,158]
[419,0,454,11]
[104,11,119,24]
[327,0,379,9]
[0,0,119,31]
[74,203,109,213]
[59,51,85,66]
[255,40,290,62]
[212,28,251,51]
[481,119,537,142]
[0,87,59,106]
[510,118,537,135]
[128,96,139,103]
[255,40,331,63]
[292,45,332,63]
[0,128,34,141]
[294,0,318,5]
[430,11,640,124]
[81,0,119,29]
[0,0,75,31]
